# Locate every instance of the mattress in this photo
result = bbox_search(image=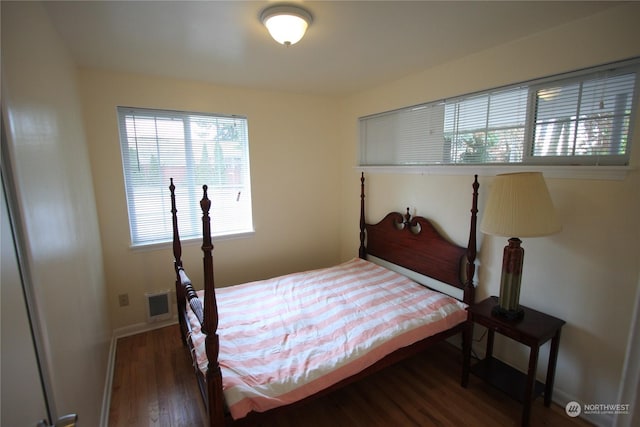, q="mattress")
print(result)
[186,257,467,419]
